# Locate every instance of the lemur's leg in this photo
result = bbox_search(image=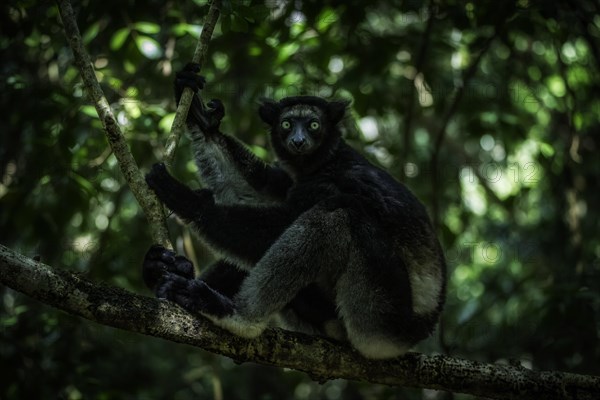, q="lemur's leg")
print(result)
[154,205,352,339]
